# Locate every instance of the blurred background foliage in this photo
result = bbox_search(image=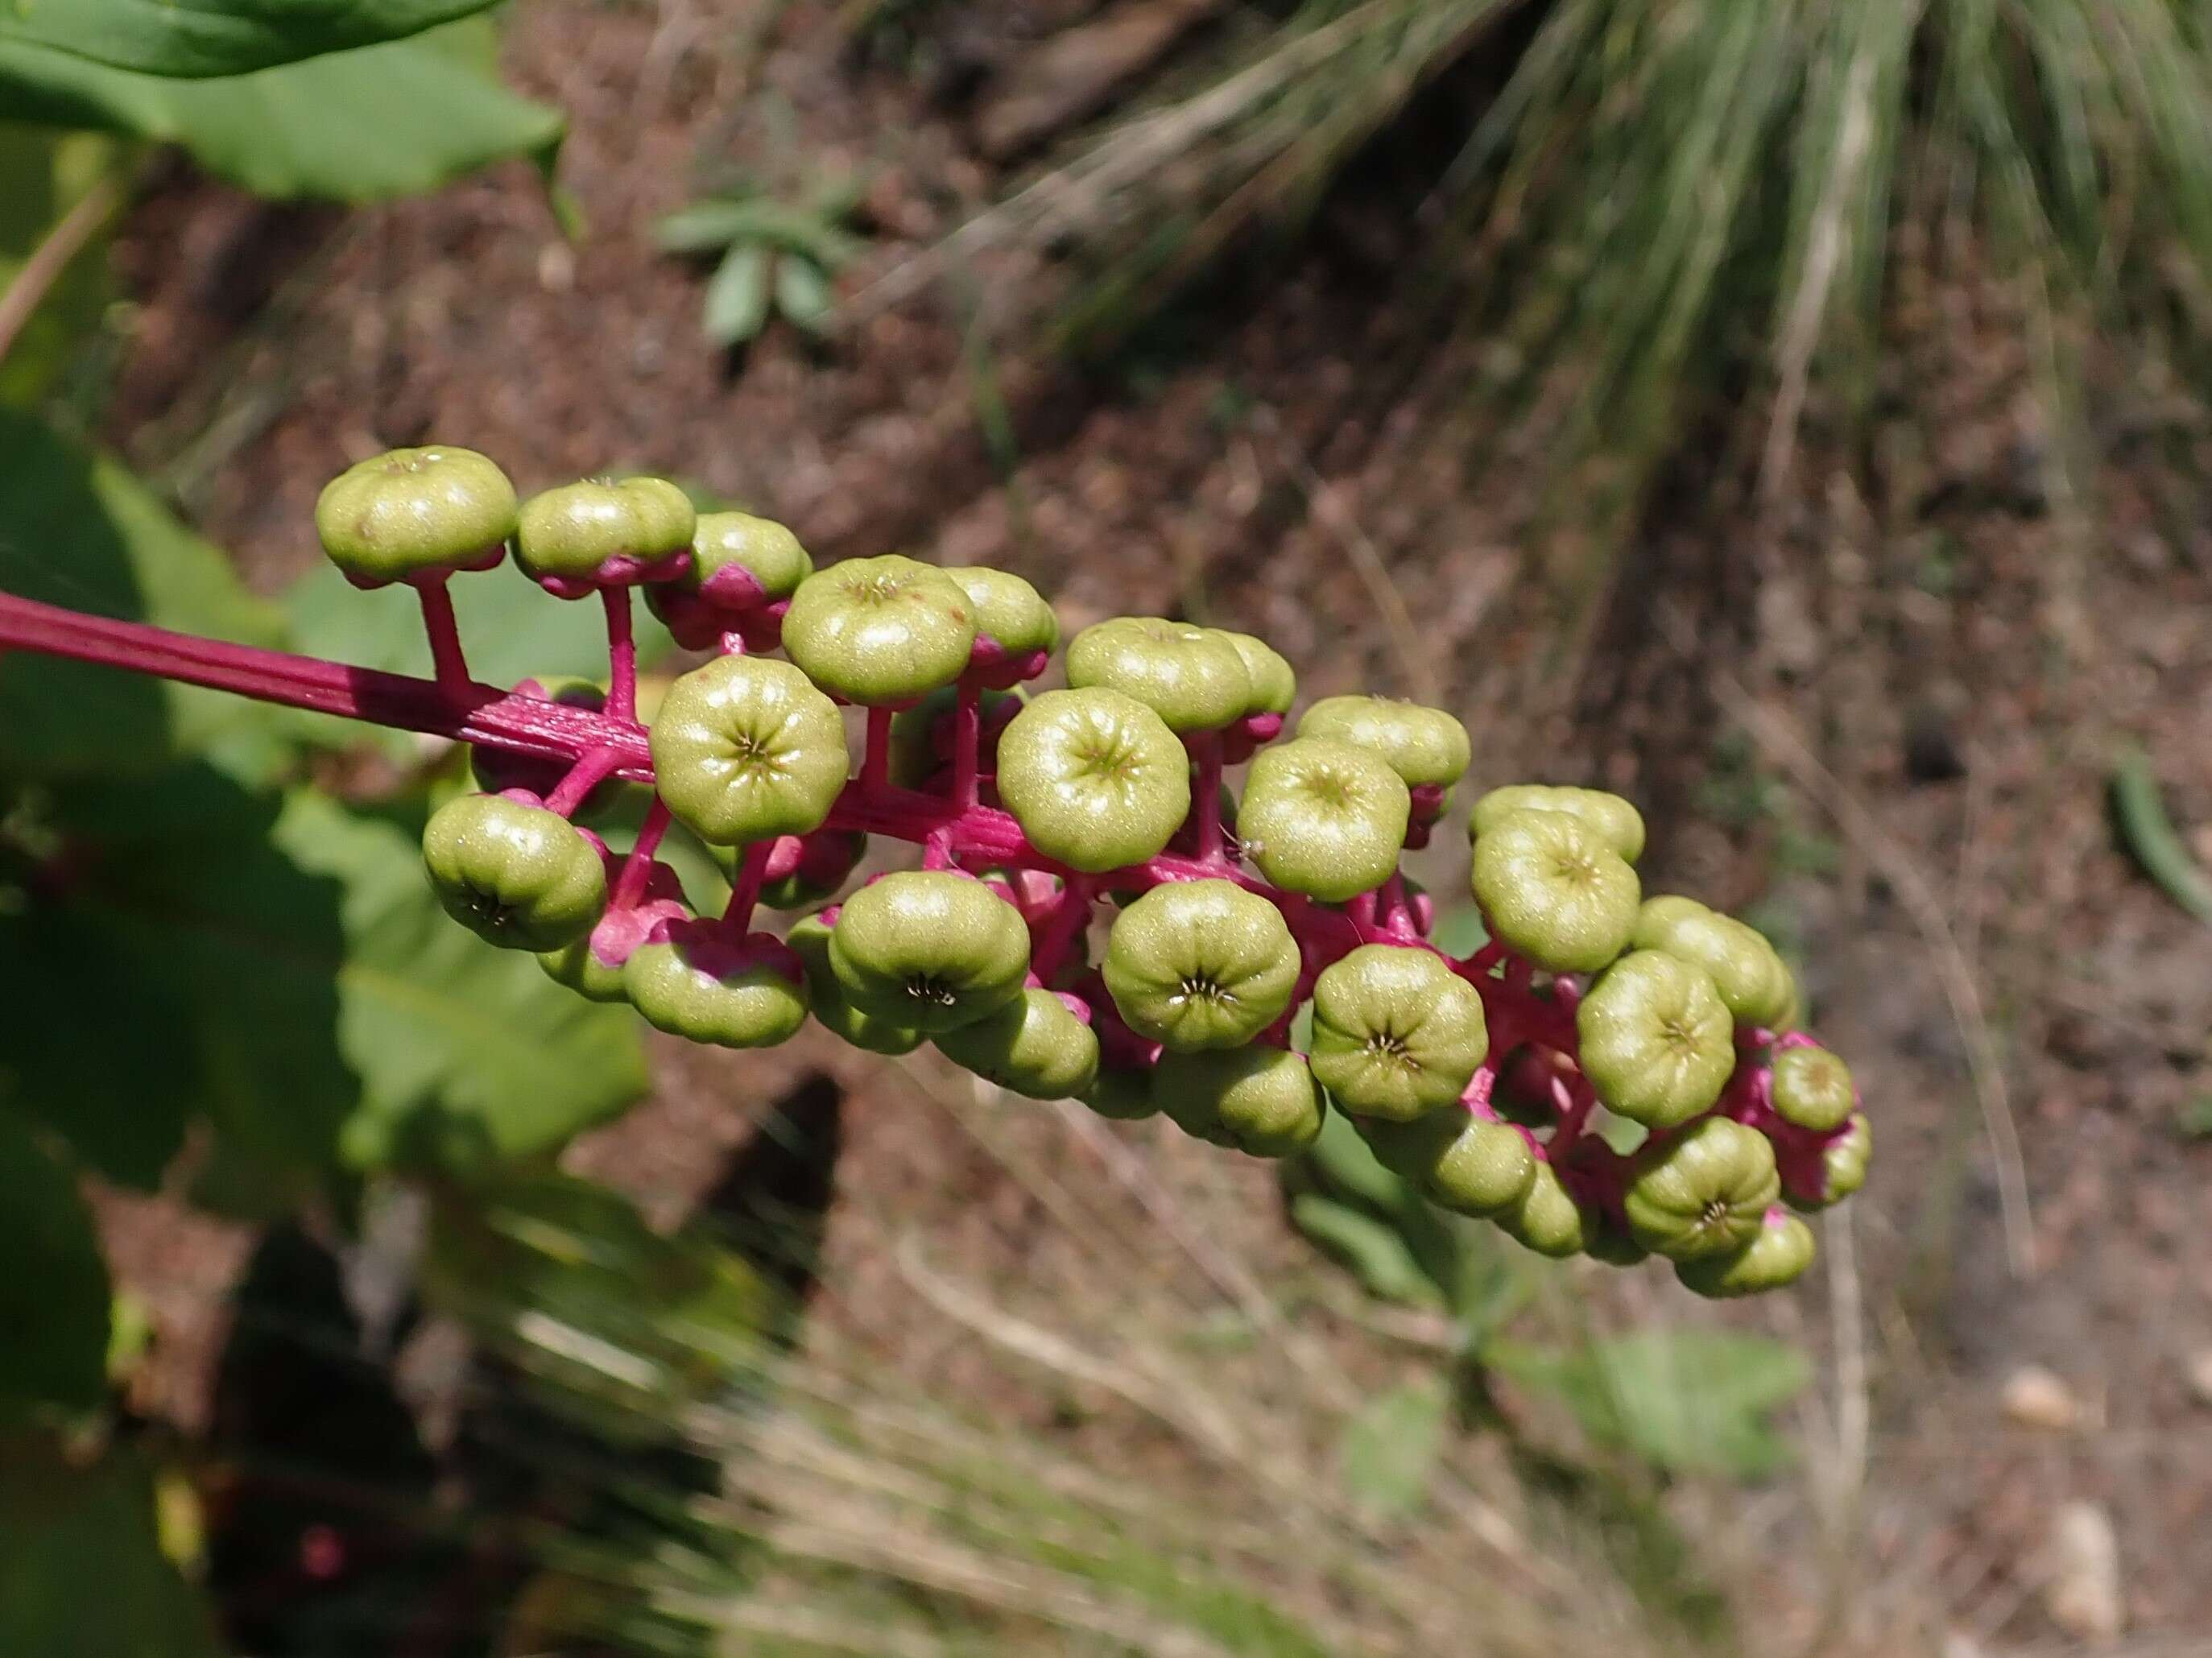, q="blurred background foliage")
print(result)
[4,0,2211,1653]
